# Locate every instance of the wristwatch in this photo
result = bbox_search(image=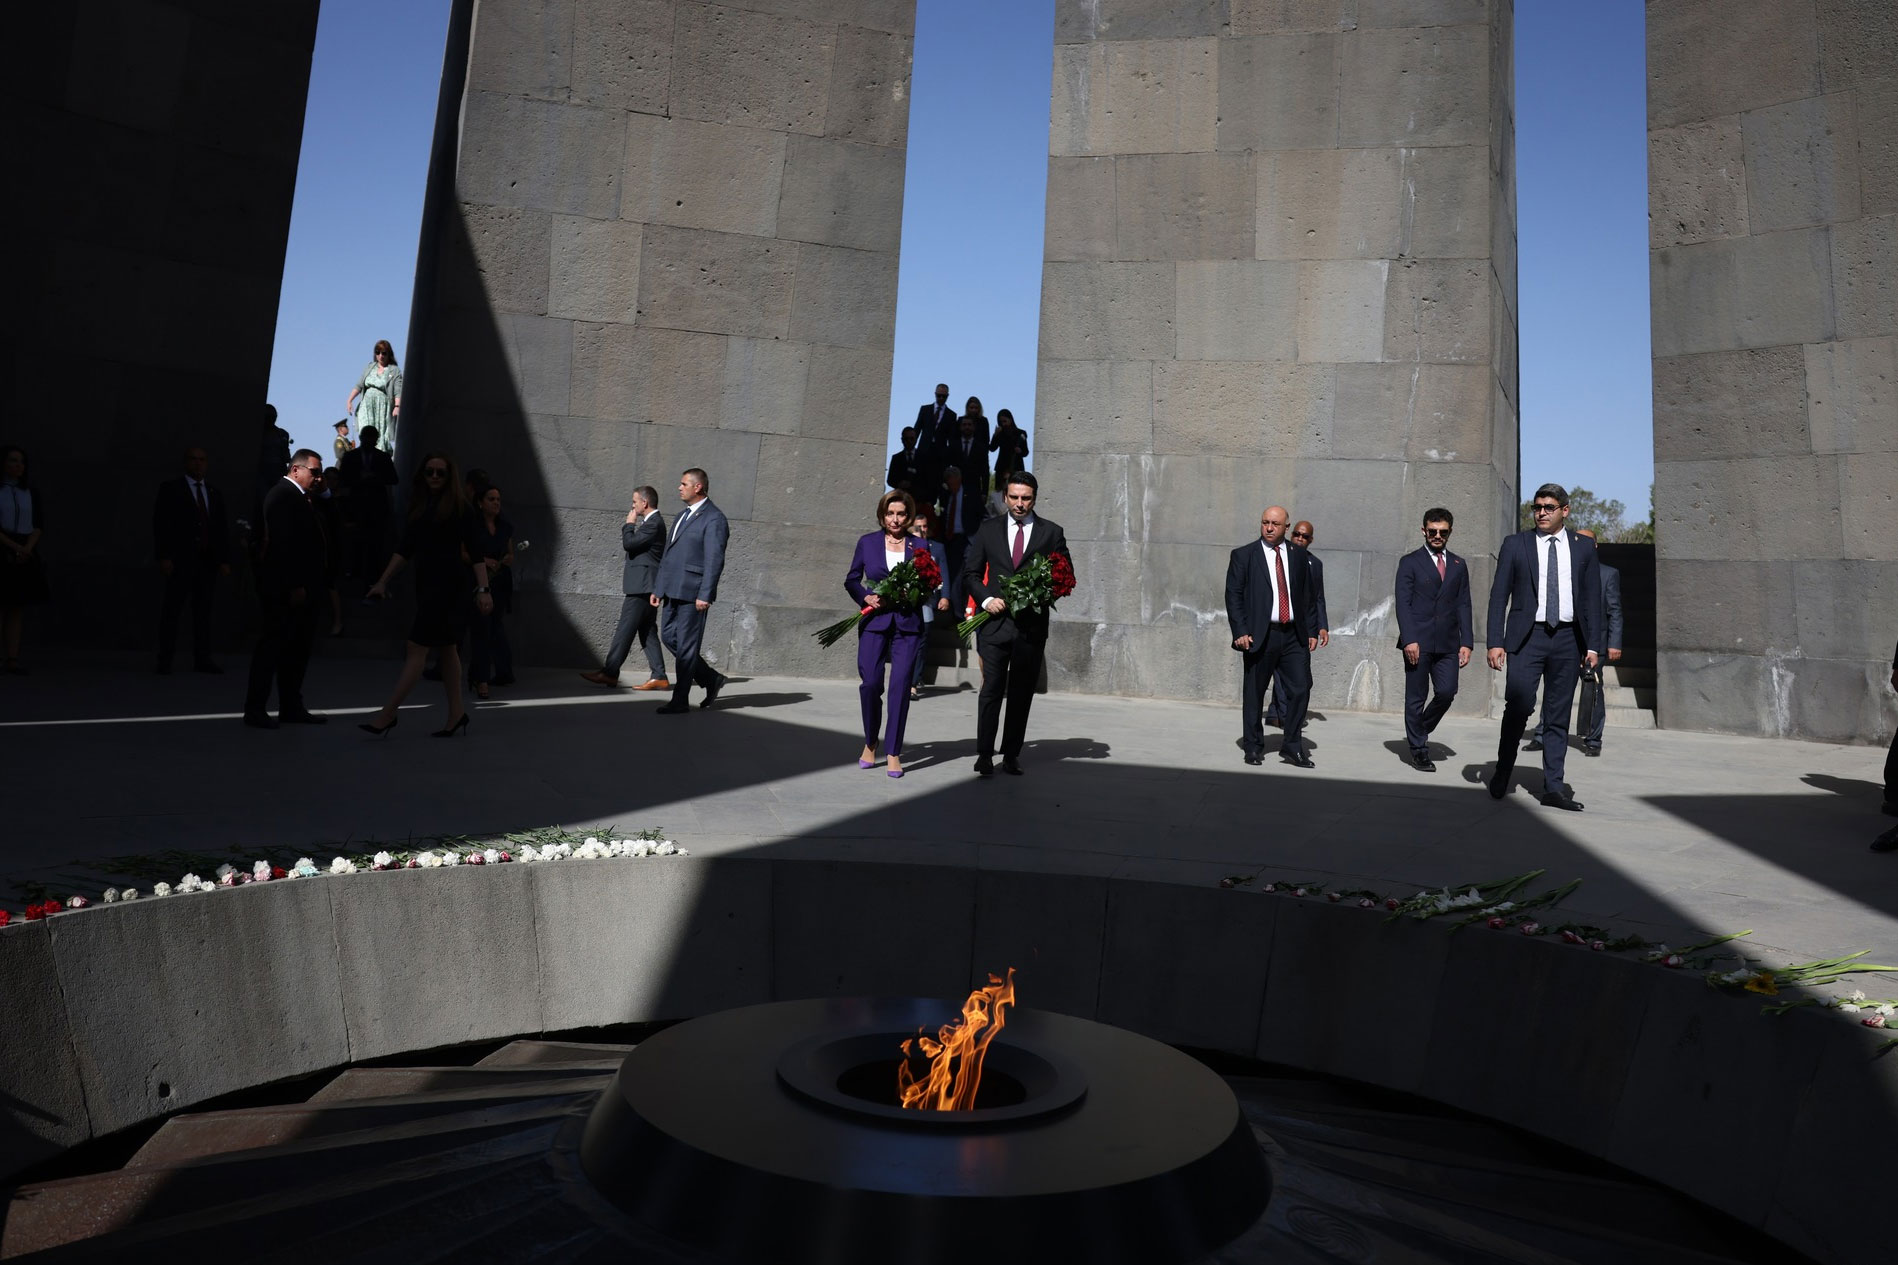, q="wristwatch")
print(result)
[474,586,490,594]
